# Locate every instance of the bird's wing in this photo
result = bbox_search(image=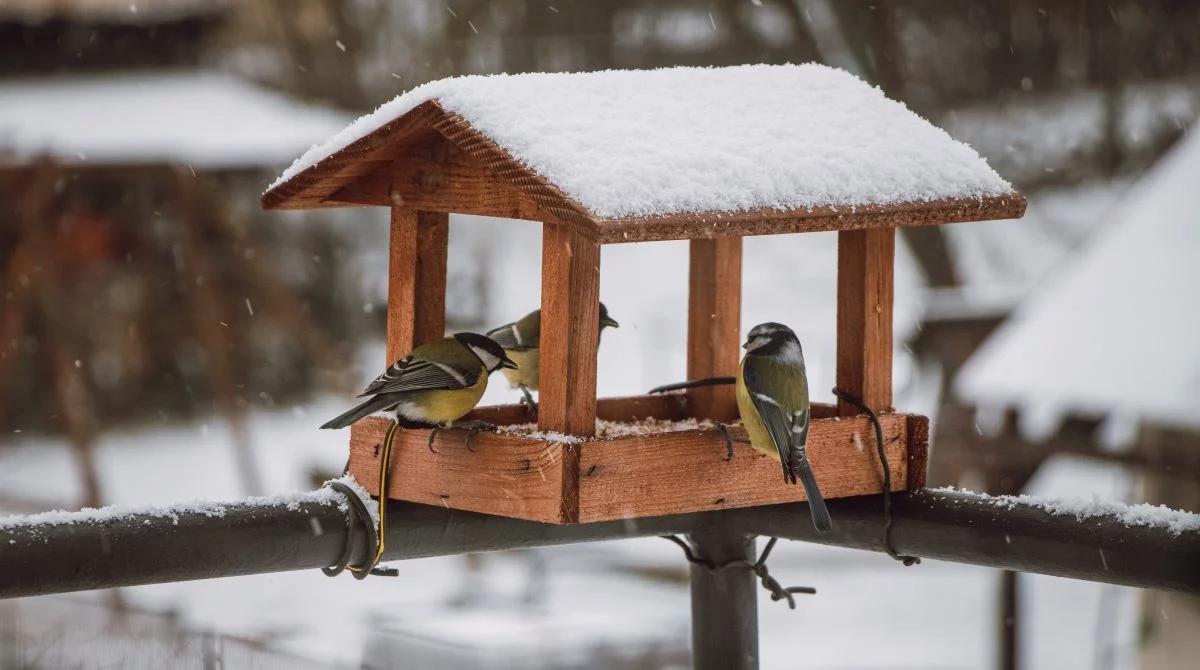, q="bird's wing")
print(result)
[741,359,799,485]
[485,321,530,350]
[358,358,479,396]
